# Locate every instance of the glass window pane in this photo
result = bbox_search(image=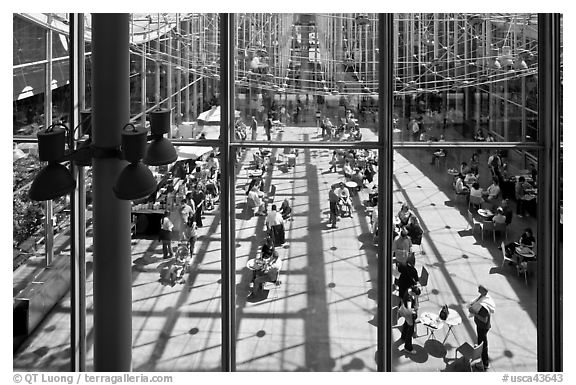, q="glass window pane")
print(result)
[393,13,538,144]
[392,147,538,371]
[234,144,378,371]
[234,14,379,144]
